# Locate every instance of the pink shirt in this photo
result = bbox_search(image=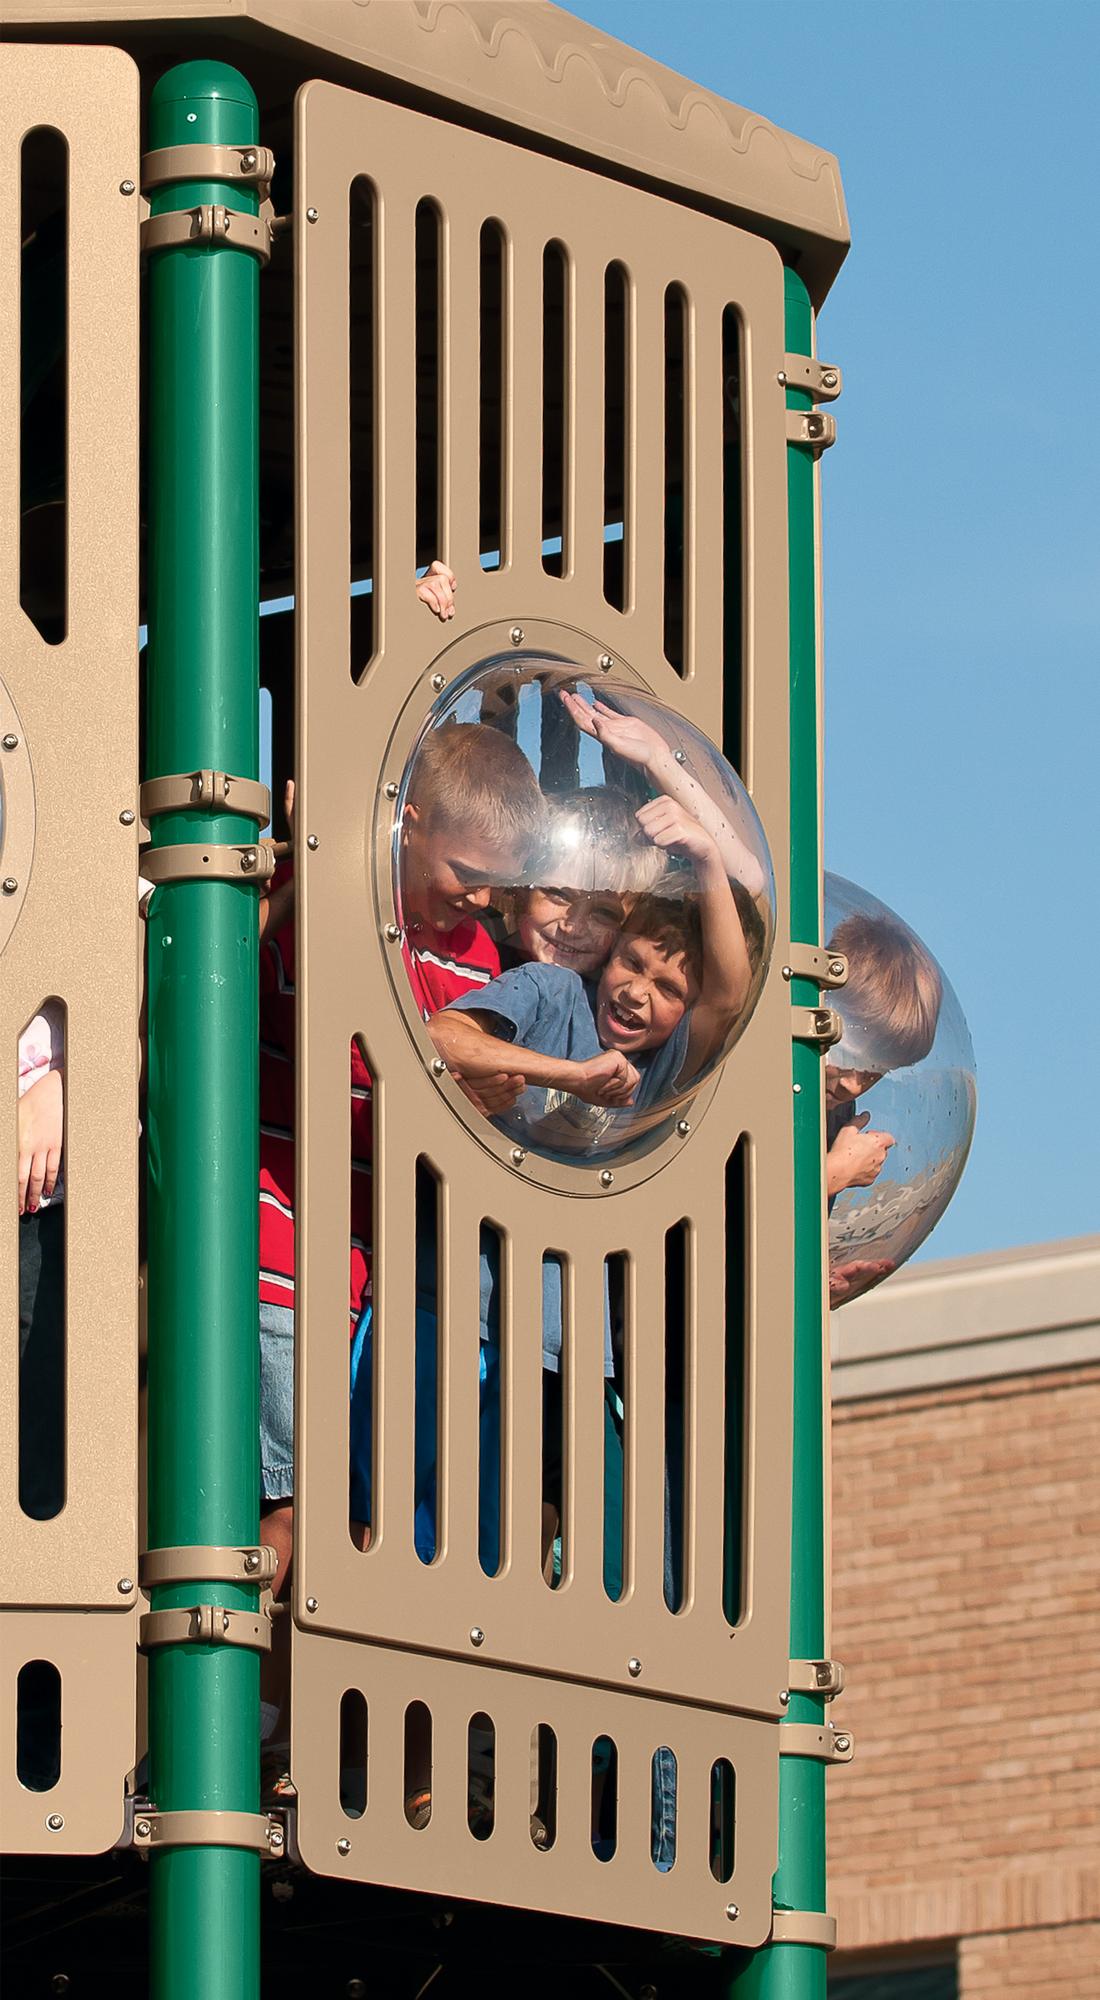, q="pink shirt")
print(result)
[18,1002,65,1206]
